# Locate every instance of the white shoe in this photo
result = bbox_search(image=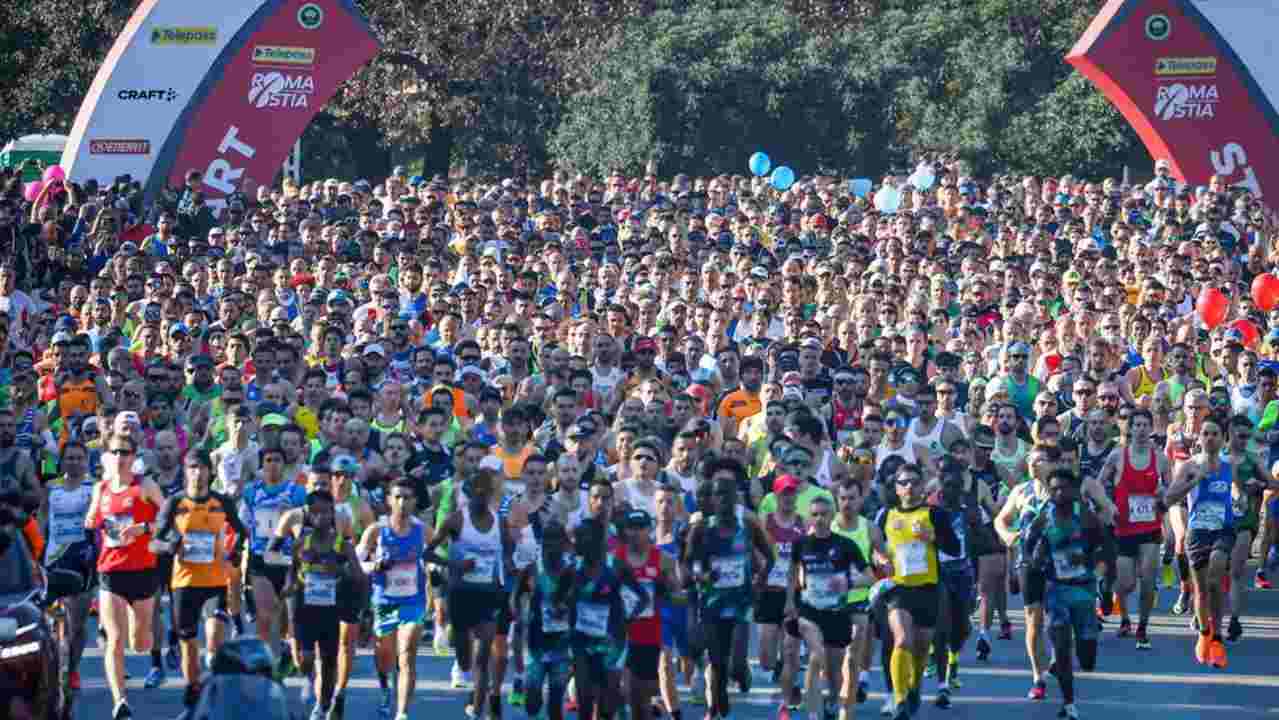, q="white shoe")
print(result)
[433,625,449,655]
[451,661,467,689]
[881,697,895,717]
